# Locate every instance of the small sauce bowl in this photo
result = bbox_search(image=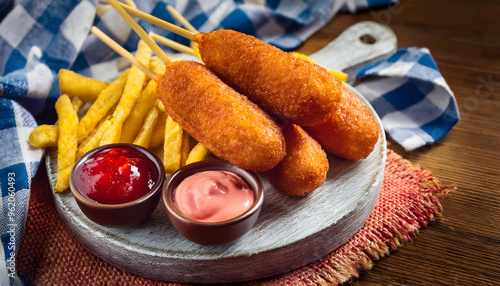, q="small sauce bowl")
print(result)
[163,160,263,245]
[69,143,165,228]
